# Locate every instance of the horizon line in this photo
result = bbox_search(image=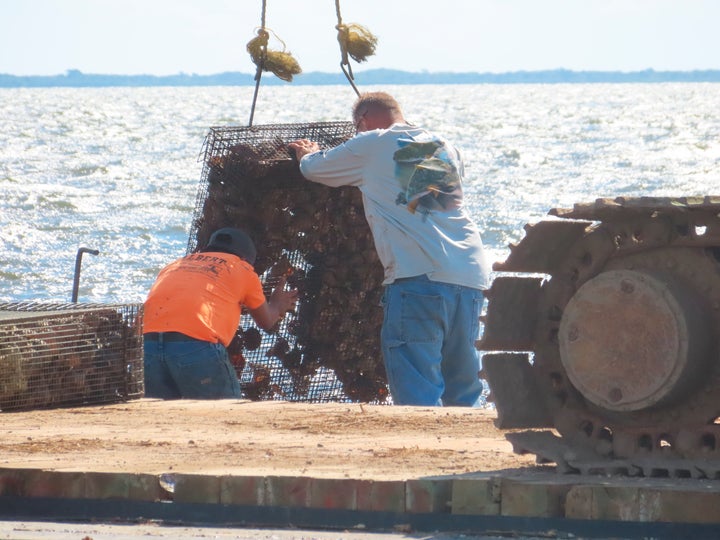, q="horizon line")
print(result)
[4,67,720,78]
[2,68,719,88]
